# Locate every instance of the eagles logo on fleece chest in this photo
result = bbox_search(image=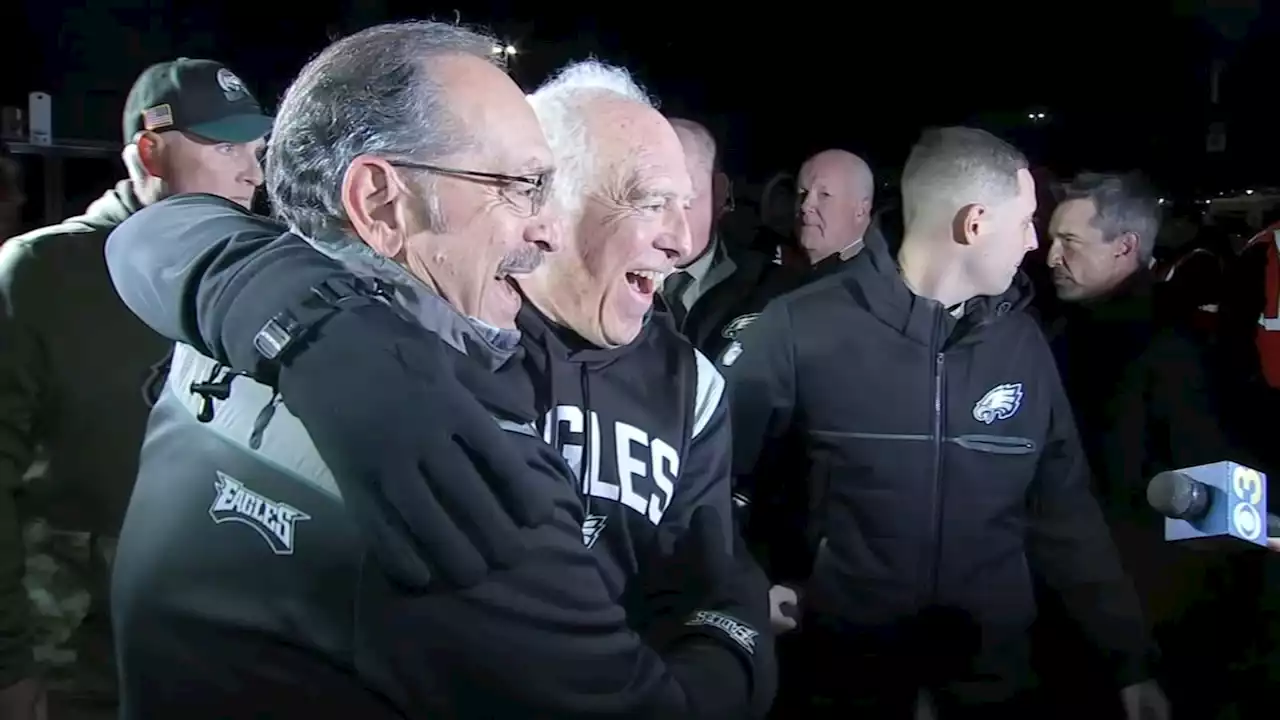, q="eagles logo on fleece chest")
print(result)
[540,403,679,527]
